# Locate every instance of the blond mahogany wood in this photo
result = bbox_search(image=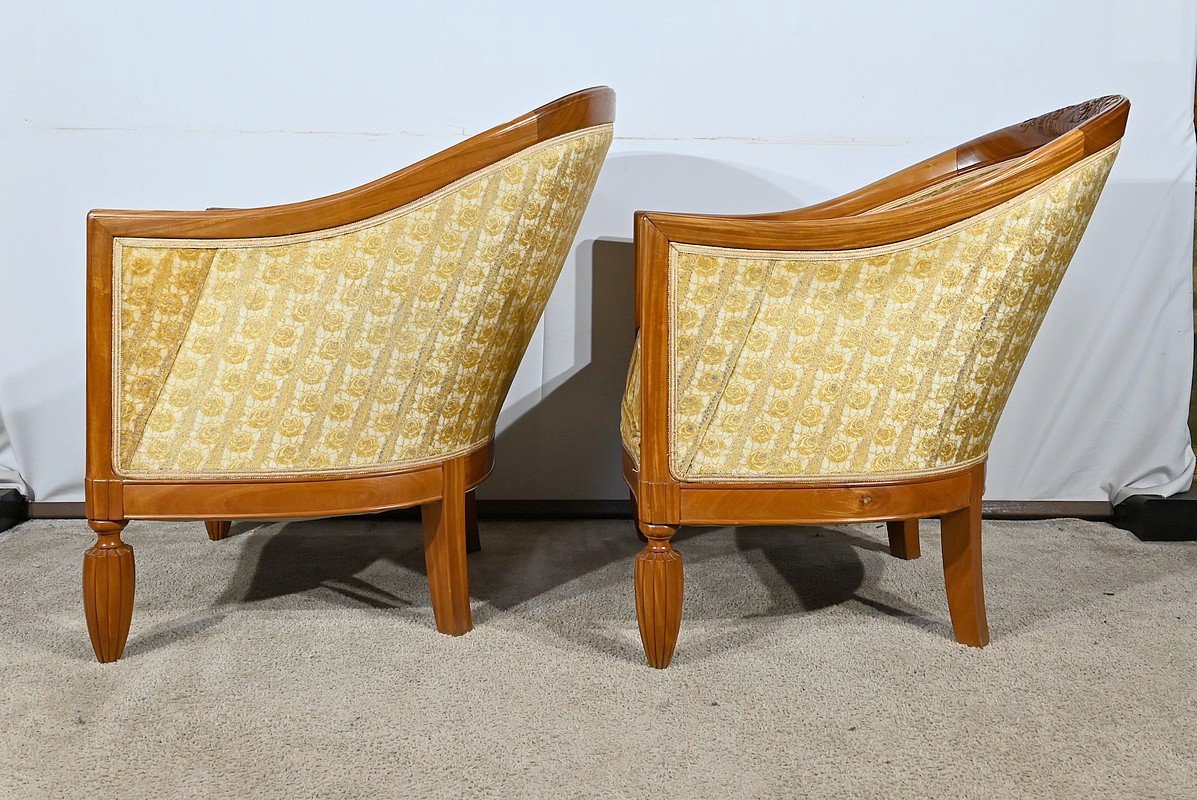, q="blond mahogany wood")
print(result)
[642,98,1127,251]
[647,96,1129,250]
[624,97,1128,667]
[634,522,682,669]
[422,457,472,636]
[205,521,231,541]
[887,519,920,560]
[83,520,134,663]
[940,474,989,647]
[86,87,615,240]
[677,466,976,525]
[112,445,491,521]
[83,88,615,662]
